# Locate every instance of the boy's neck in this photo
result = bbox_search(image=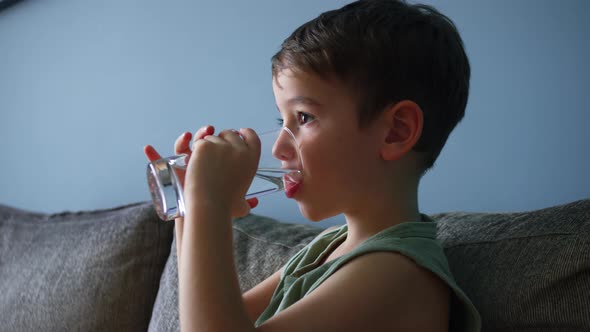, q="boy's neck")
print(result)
[342,180,421,247]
